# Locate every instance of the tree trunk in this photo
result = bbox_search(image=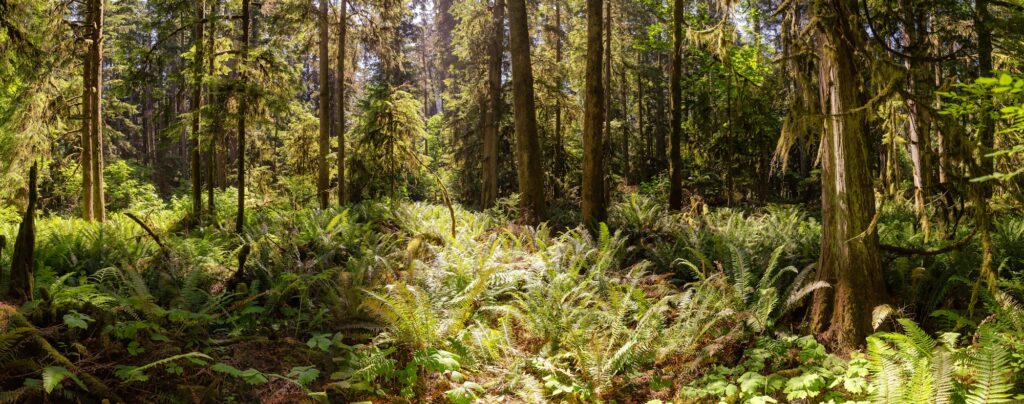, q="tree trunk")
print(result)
[191,0,205,219]
[621,56,629,185]
[236,0,250,233]
[808,0,886,351]
[972,0,996,299]
[668,0,684,210]
[435,0,455,112]
[602,0,612,203]
[582,0,605,227]
[552,0,564,196]
[90,0,106,222]
[81,4,94,221]
[8,163,37,304]
[207,0,219,216]
[337,0,347,205]
[142,80,154,168]
[506,0,546,222]
[481,0,504,209]
[317,0,331,209]
[900,3,932,240]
